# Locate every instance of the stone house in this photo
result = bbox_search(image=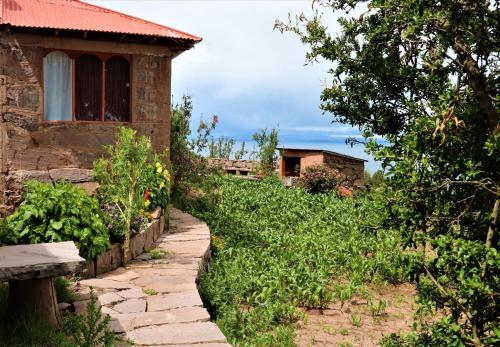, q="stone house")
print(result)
[278,148,366,186]
[0,0,200,214]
